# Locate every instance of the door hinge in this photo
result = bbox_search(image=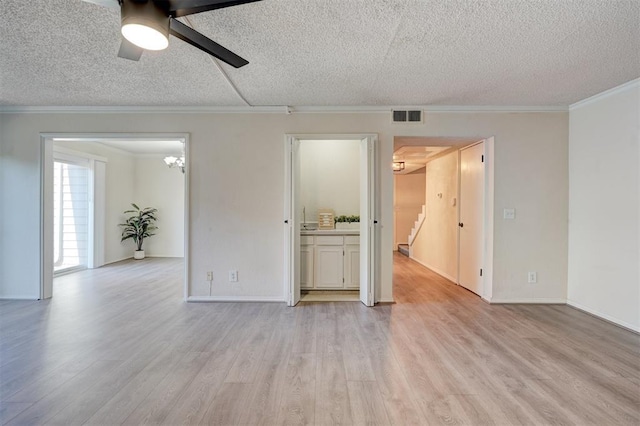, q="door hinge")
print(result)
[481,155,484,162]
[480,268,483,276]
